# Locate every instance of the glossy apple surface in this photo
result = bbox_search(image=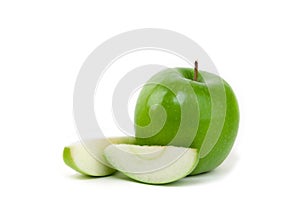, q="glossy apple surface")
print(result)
[134,67,239,175]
